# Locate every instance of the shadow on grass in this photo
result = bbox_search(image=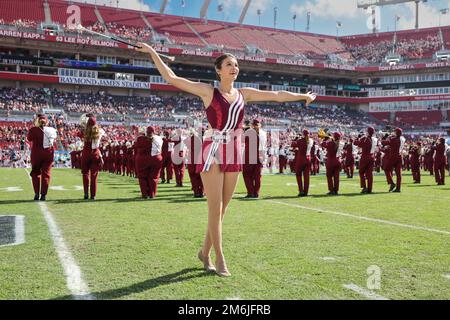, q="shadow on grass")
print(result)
[0,199,40,205]
[406,184,446,188]
[263,192,390,200]
[51,268,213,300]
